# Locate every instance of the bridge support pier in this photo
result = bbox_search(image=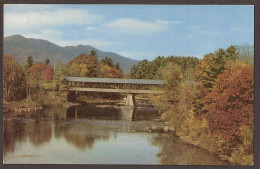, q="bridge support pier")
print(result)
[125,94,134,107]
